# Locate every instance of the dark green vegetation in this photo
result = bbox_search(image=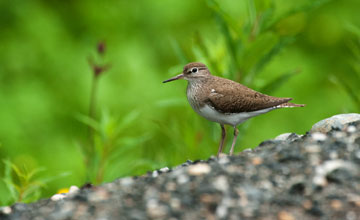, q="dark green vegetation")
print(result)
[0,0,359,205]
